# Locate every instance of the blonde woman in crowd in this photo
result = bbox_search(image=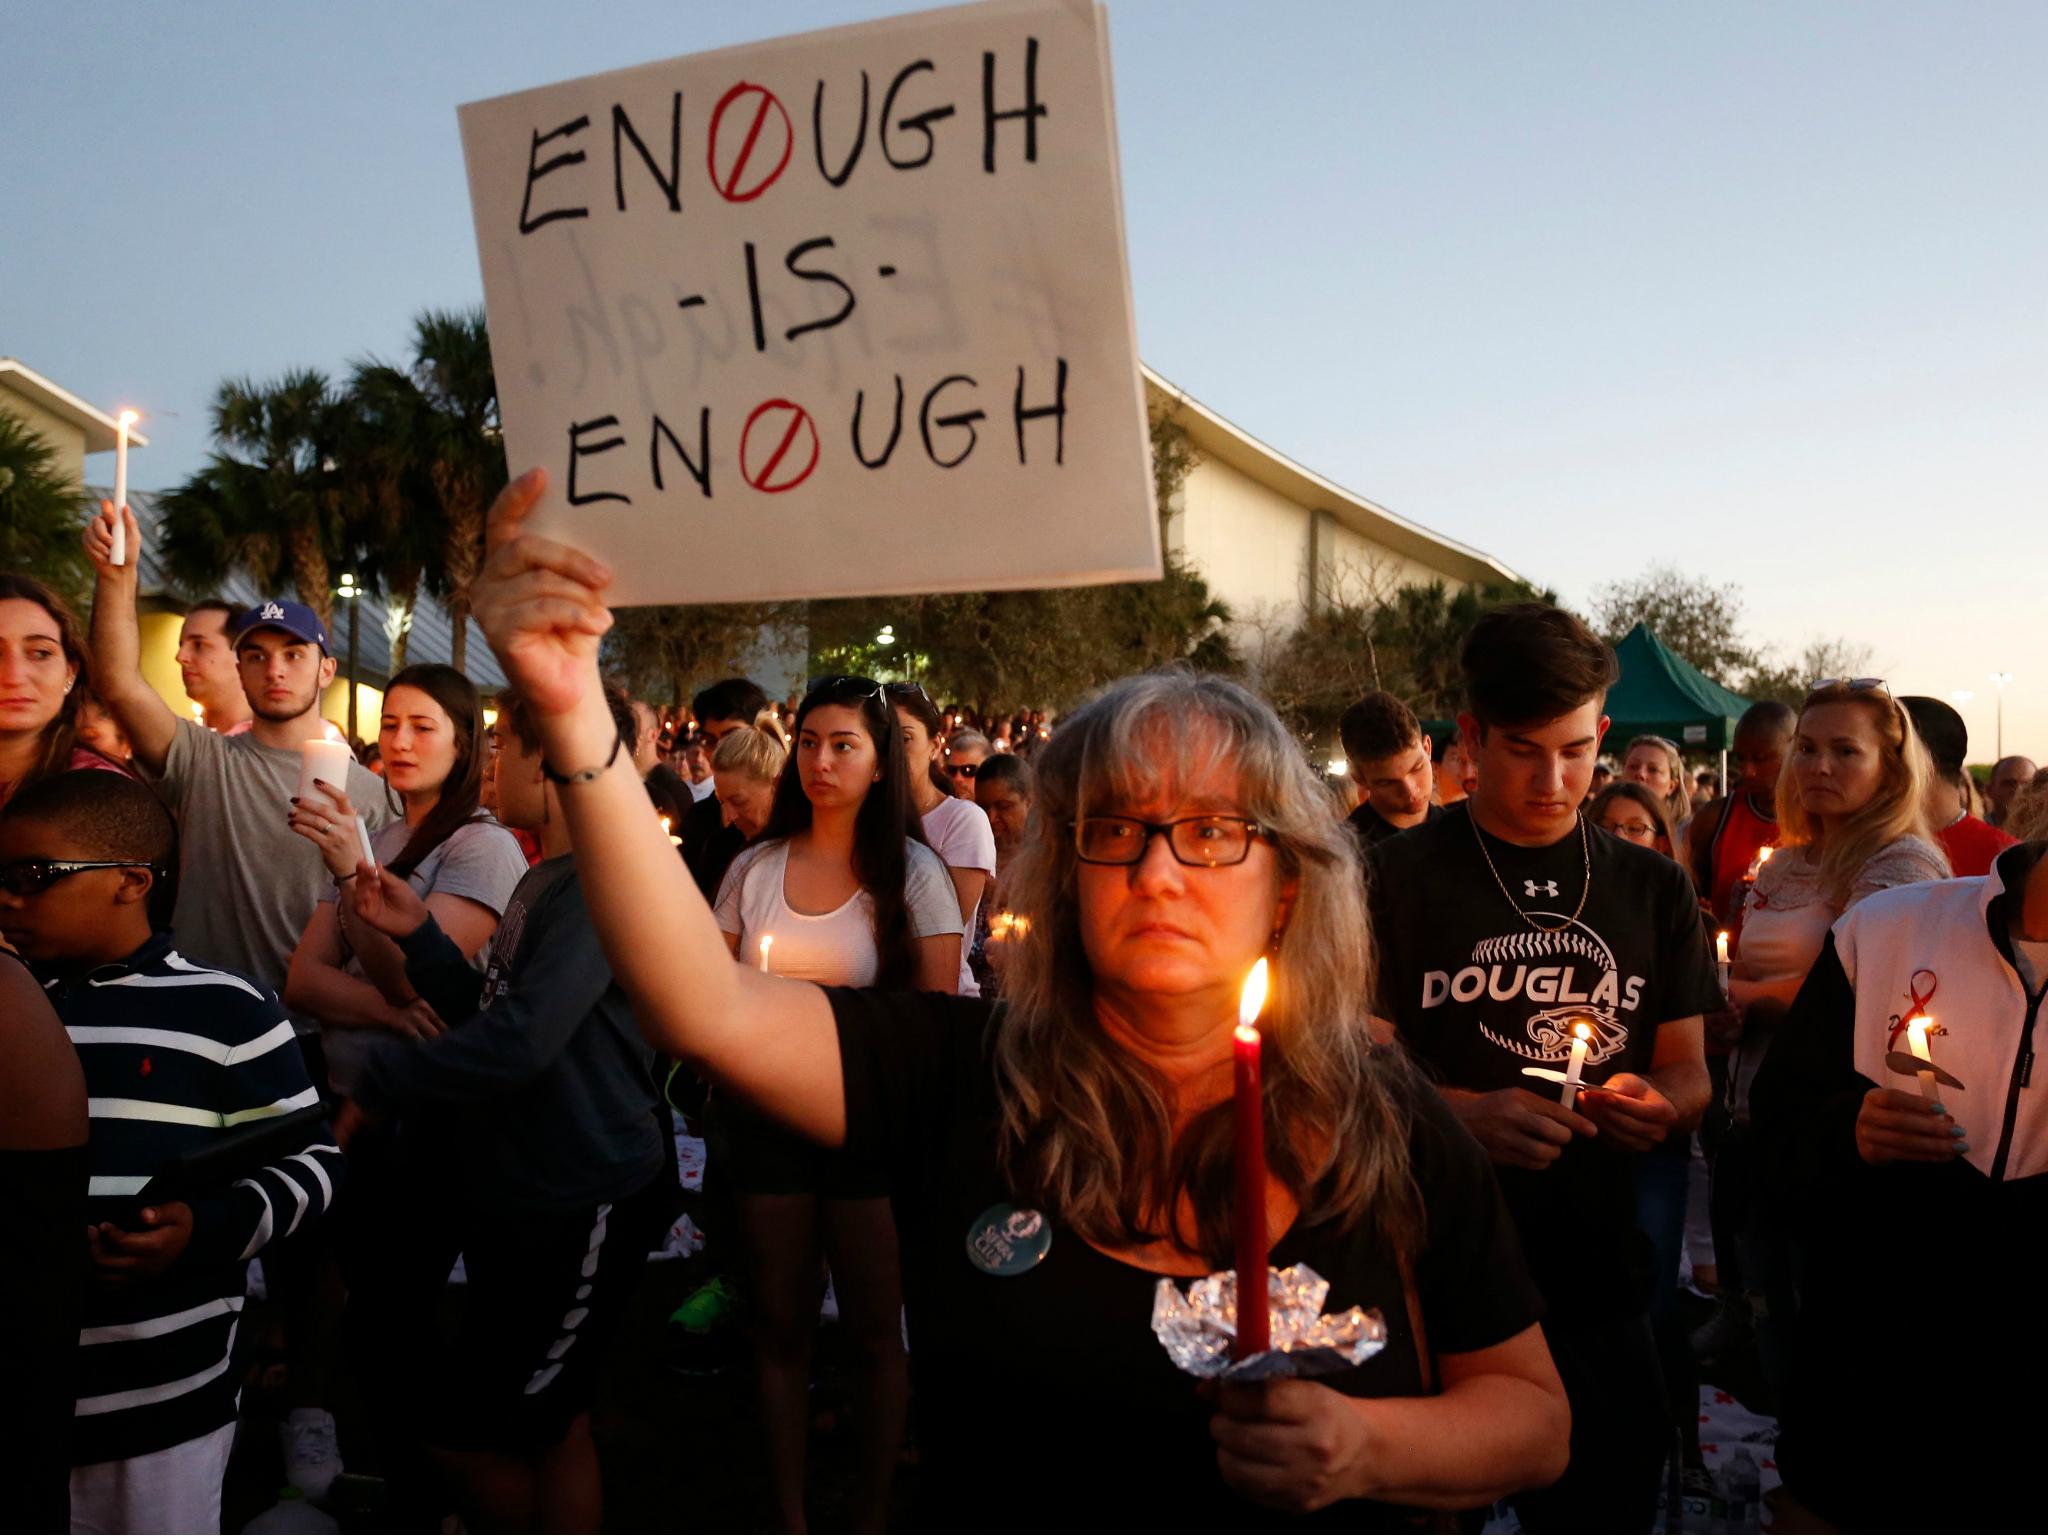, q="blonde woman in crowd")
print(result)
[709,709,789,843]
[1729,680,1949,1017]
[1622,734,1691,831]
